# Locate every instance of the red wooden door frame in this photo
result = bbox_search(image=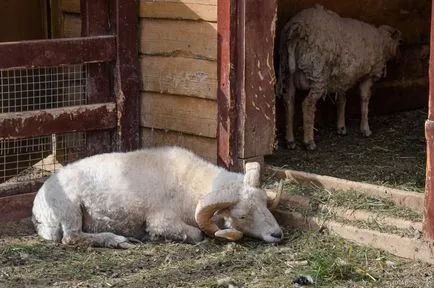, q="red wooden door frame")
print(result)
[217,0,277,171]
[424,0,434,240]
